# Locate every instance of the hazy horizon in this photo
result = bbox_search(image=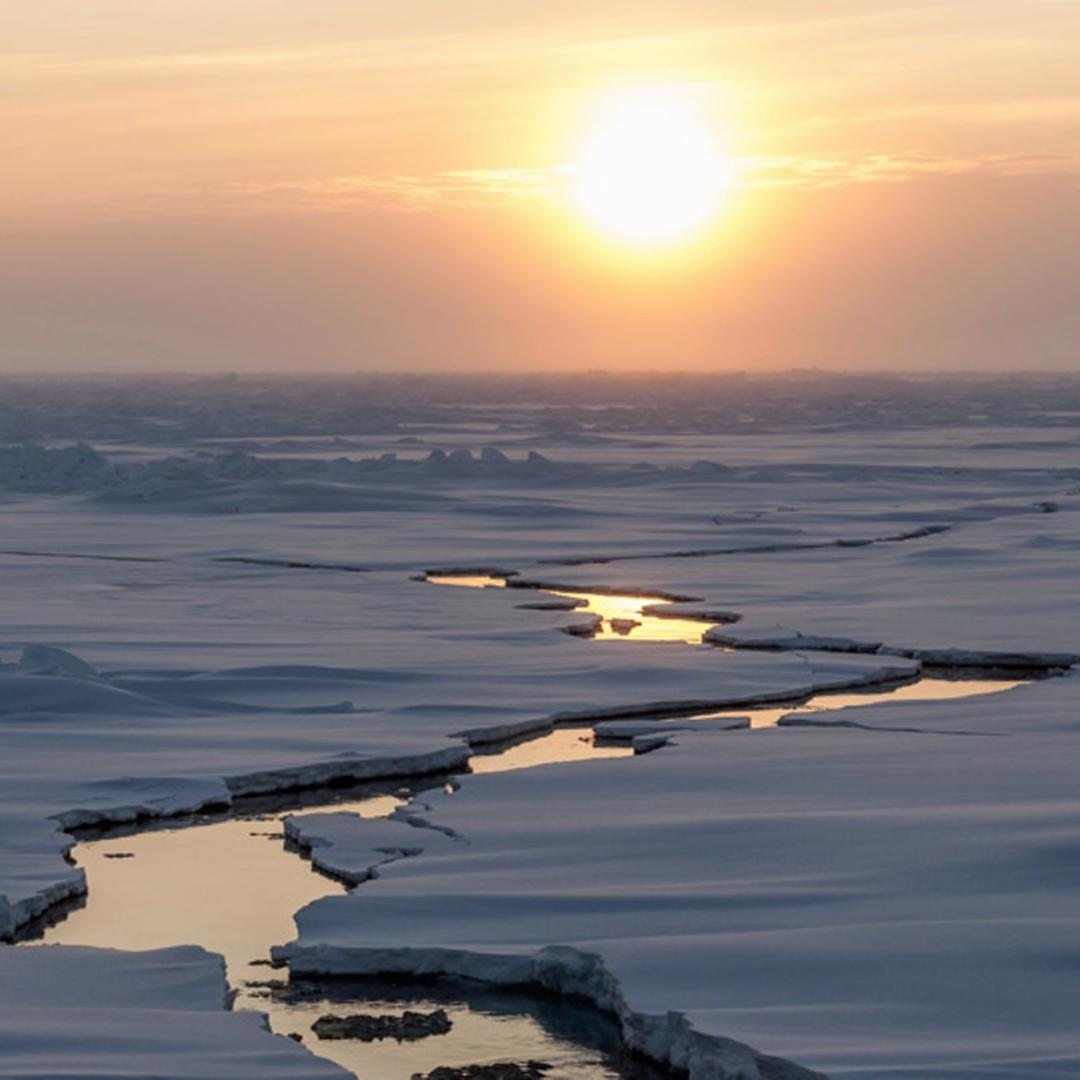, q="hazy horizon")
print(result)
[4,367,1080,382]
